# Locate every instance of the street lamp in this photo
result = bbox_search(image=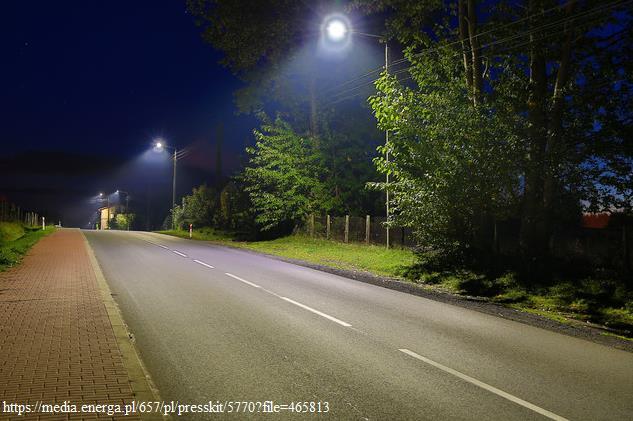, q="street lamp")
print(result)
[326,19,347,42]
[116,190,131,230]
[98,192,110,230]
[323,16,392,248]
[153,139,179,230]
